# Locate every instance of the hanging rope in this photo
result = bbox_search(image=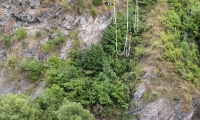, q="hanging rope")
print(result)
[114,0,139,57]
[125,0,131,57]
[176,1,190,119]
[134,0,139,33]
[114,0,131,57]
[113,0,117,24]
